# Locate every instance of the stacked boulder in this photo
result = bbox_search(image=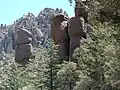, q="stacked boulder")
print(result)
[14,13,44,48]
[15,27,34,64]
